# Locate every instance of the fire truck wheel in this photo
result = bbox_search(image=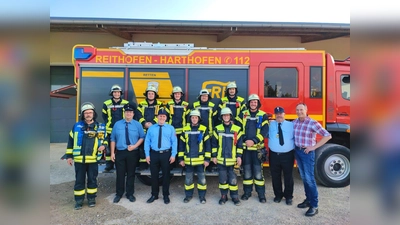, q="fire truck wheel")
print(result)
[136,174,174,186]
[315,144,350,188]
